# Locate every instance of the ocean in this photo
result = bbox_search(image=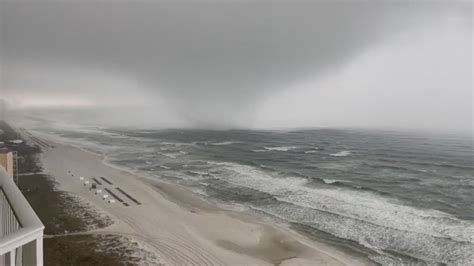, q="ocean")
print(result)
[22,117,474,265]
